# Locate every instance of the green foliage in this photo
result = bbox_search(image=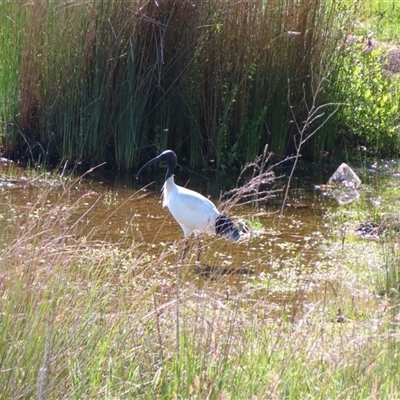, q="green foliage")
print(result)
[335,45,400,154]
[357,0,400,43]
